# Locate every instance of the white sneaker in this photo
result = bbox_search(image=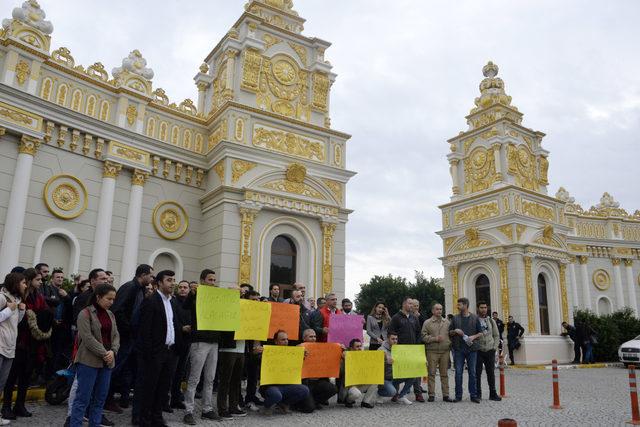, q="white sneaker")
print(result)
[247,402,260,412]
[0,417,10,426]
[376,399,385,405]
[398,396,412,405]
